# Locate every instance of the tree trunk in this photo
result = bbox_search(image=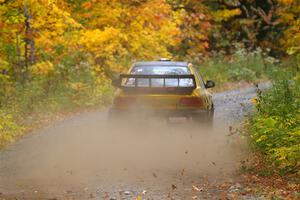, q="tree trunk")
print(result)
[24,5,35,81]
[24,5,29,81]
[30,38,35,64]
[14,32,21,80]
